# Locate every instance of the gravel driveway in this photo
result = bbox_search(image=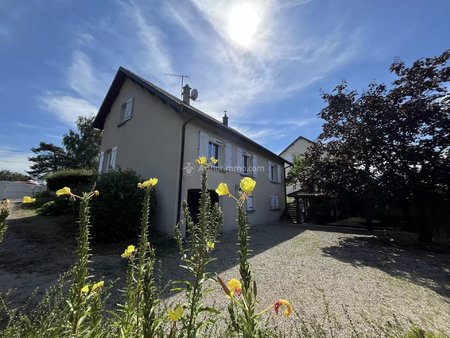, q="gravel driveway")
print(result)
[1,204,449,336]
